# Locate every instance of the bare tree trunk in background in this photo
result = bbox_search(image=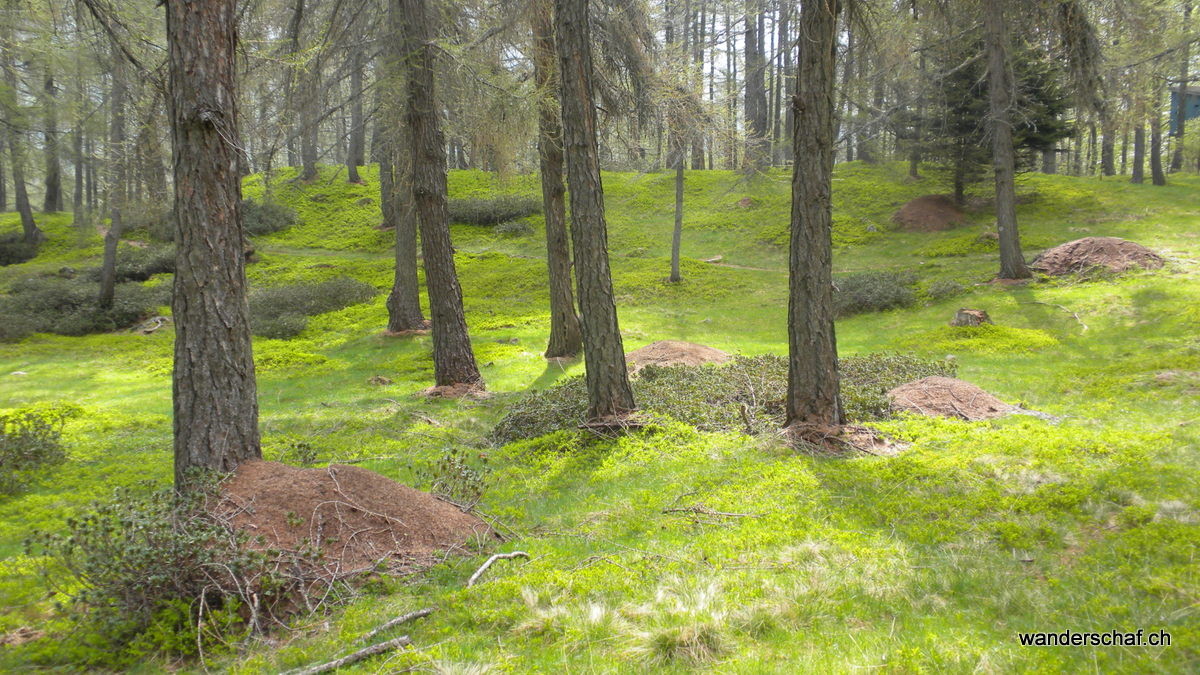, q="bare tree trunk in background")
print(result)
[984,0,1030,280]
[0,137,7,211]
[299,57,320,180]
[1150,86,1166,186]
[841,27,853,162]
[1,8,41,246]
[1170,1,1191,172]
[1100,107,1115,176]
[42,72,63,212]
[743,0,768,173]
[98,45,126,310]
[786,0,843,432]
[382,1,427,334]
[532,0,582,358]
[1042,148,1057,174]
[285,0,305,171]
[556,0,635,421]
[166,0,261,489]
[691,0,706,170]
[347,45,365,183]
[400,0,482,388]
[1131,122,1145,183]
